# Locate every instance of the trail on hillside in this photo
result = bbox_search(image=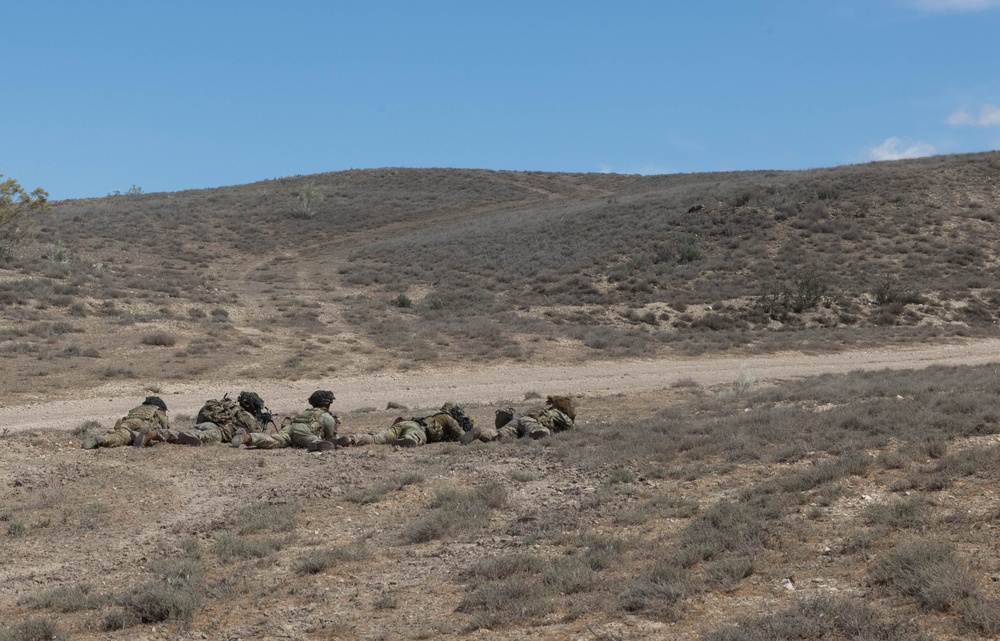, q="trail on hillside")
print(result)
[4,339,1000,434]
